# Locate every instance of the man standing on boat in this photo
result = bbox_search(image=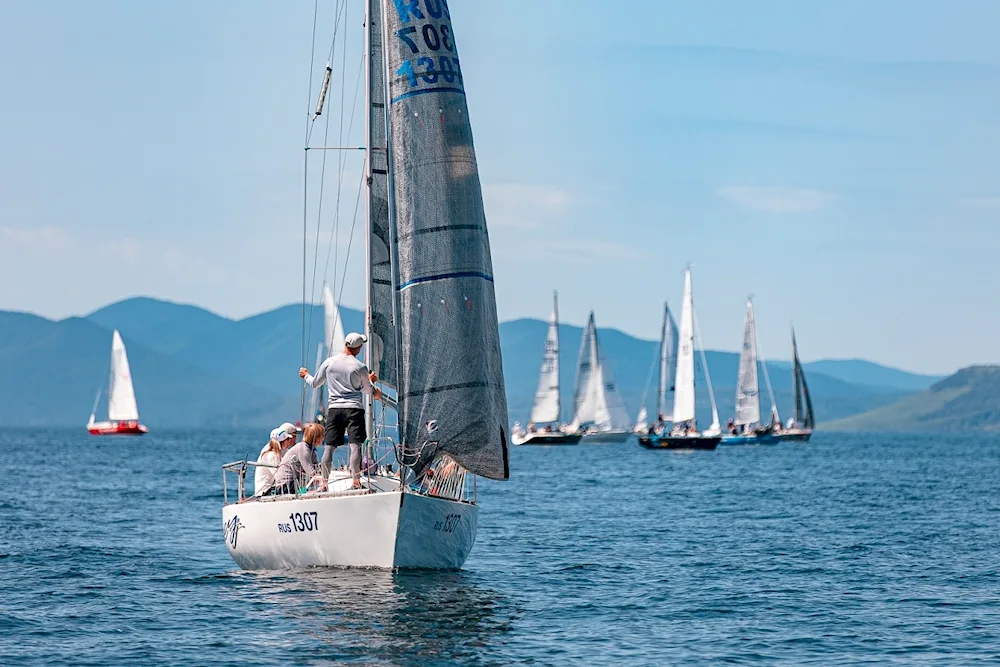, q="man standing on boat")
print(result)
[300,332,381,489]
